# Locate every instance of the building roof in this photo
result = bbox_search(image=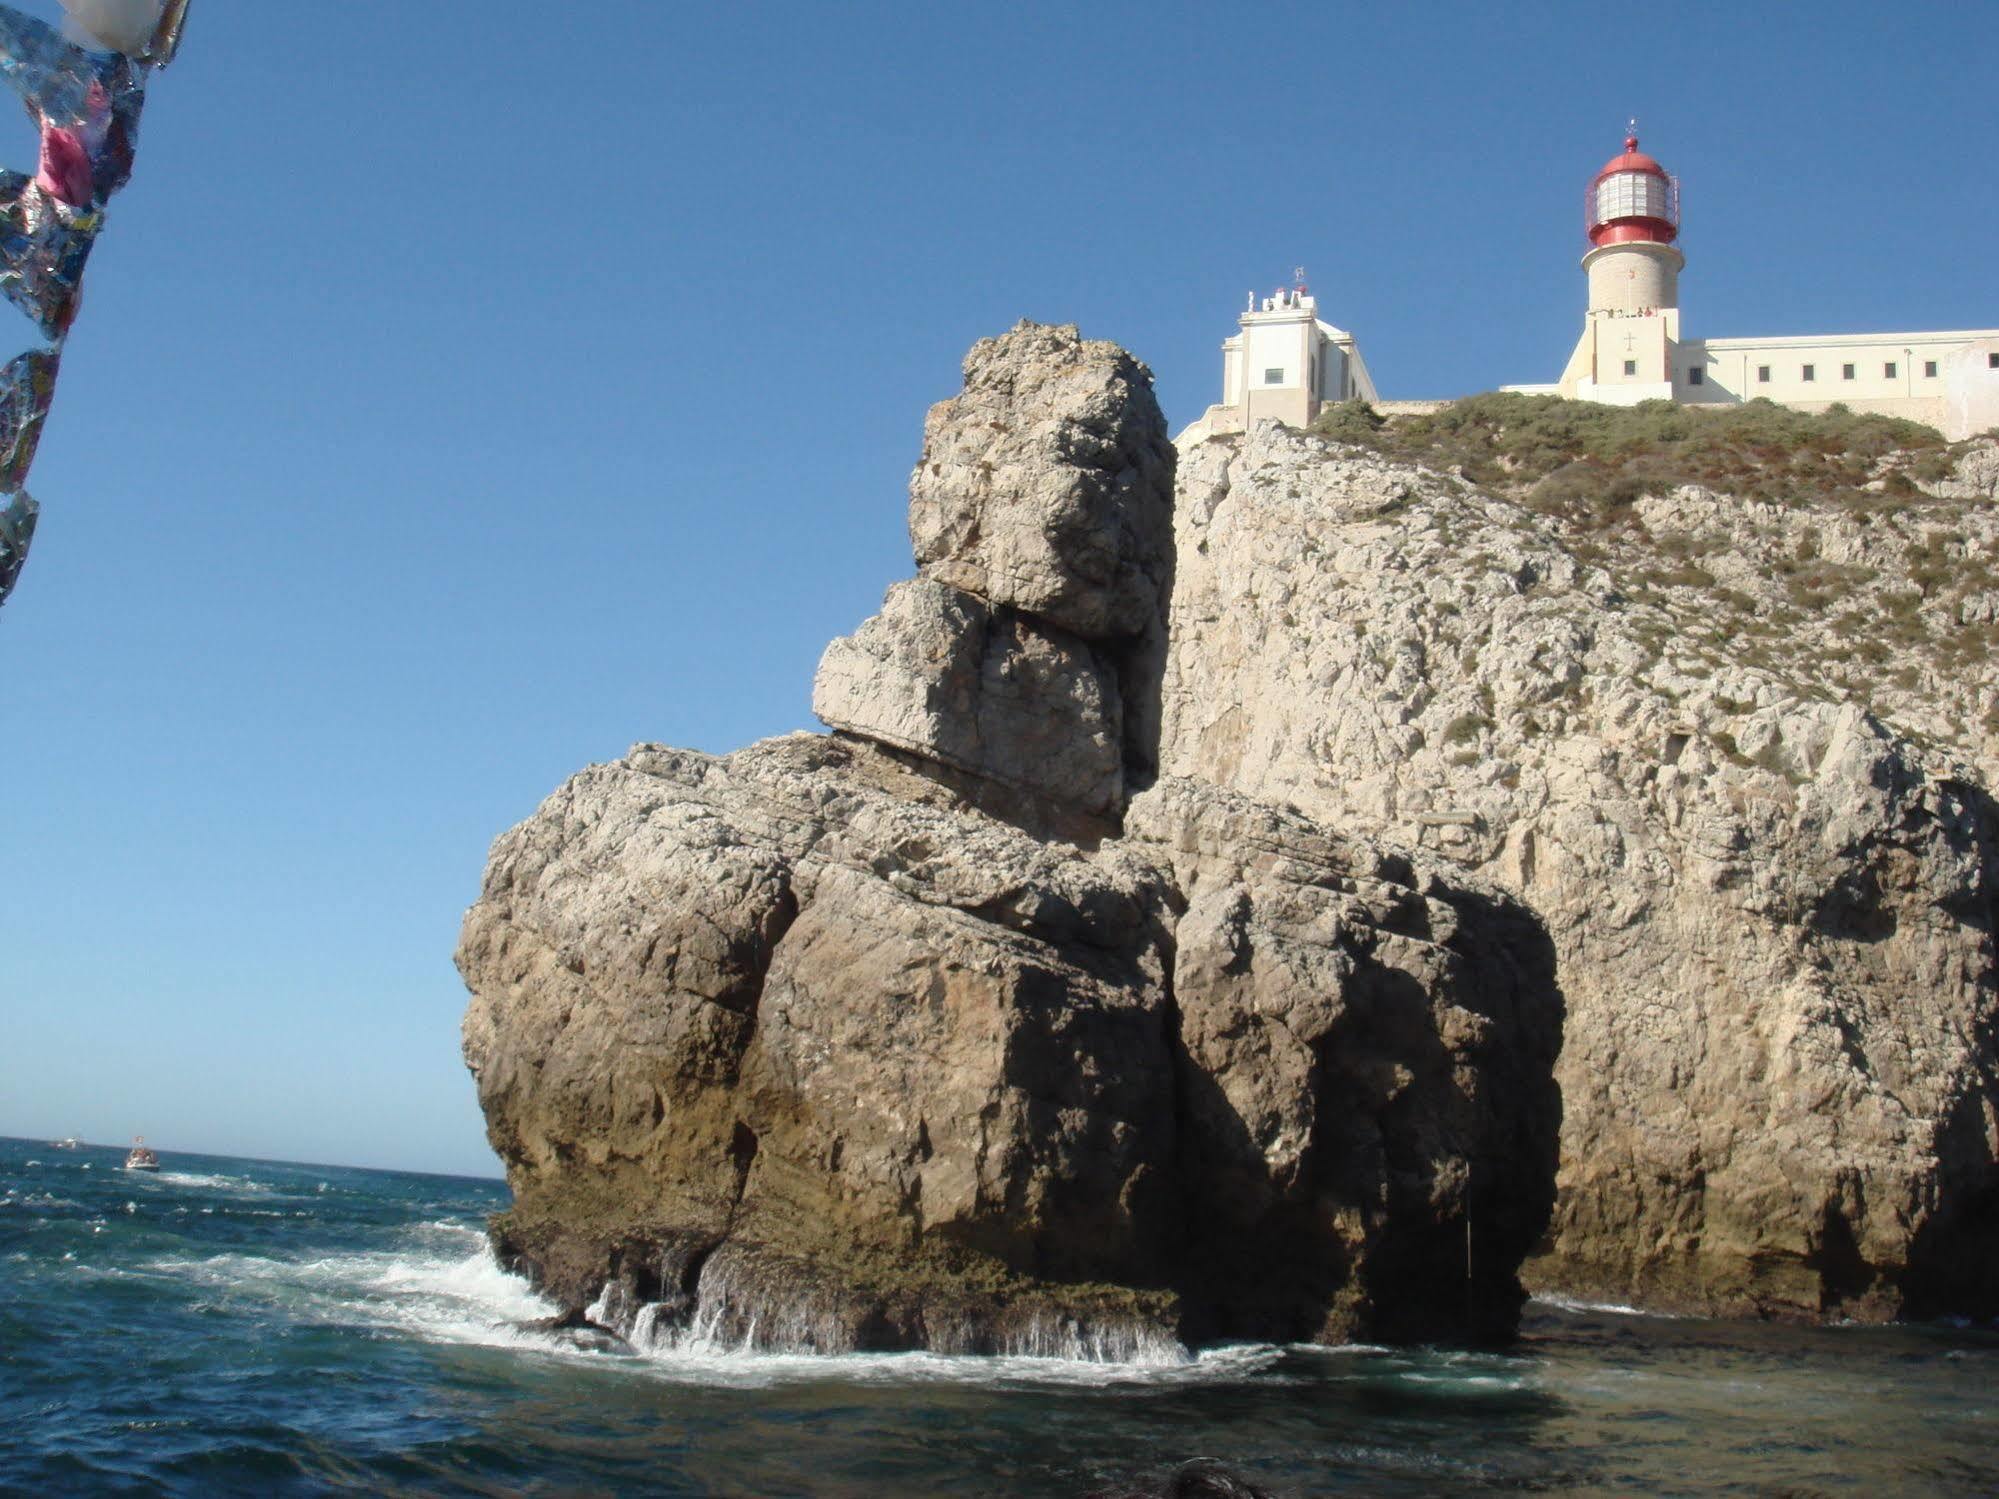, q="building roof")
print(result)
[1594,135,1668,183]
